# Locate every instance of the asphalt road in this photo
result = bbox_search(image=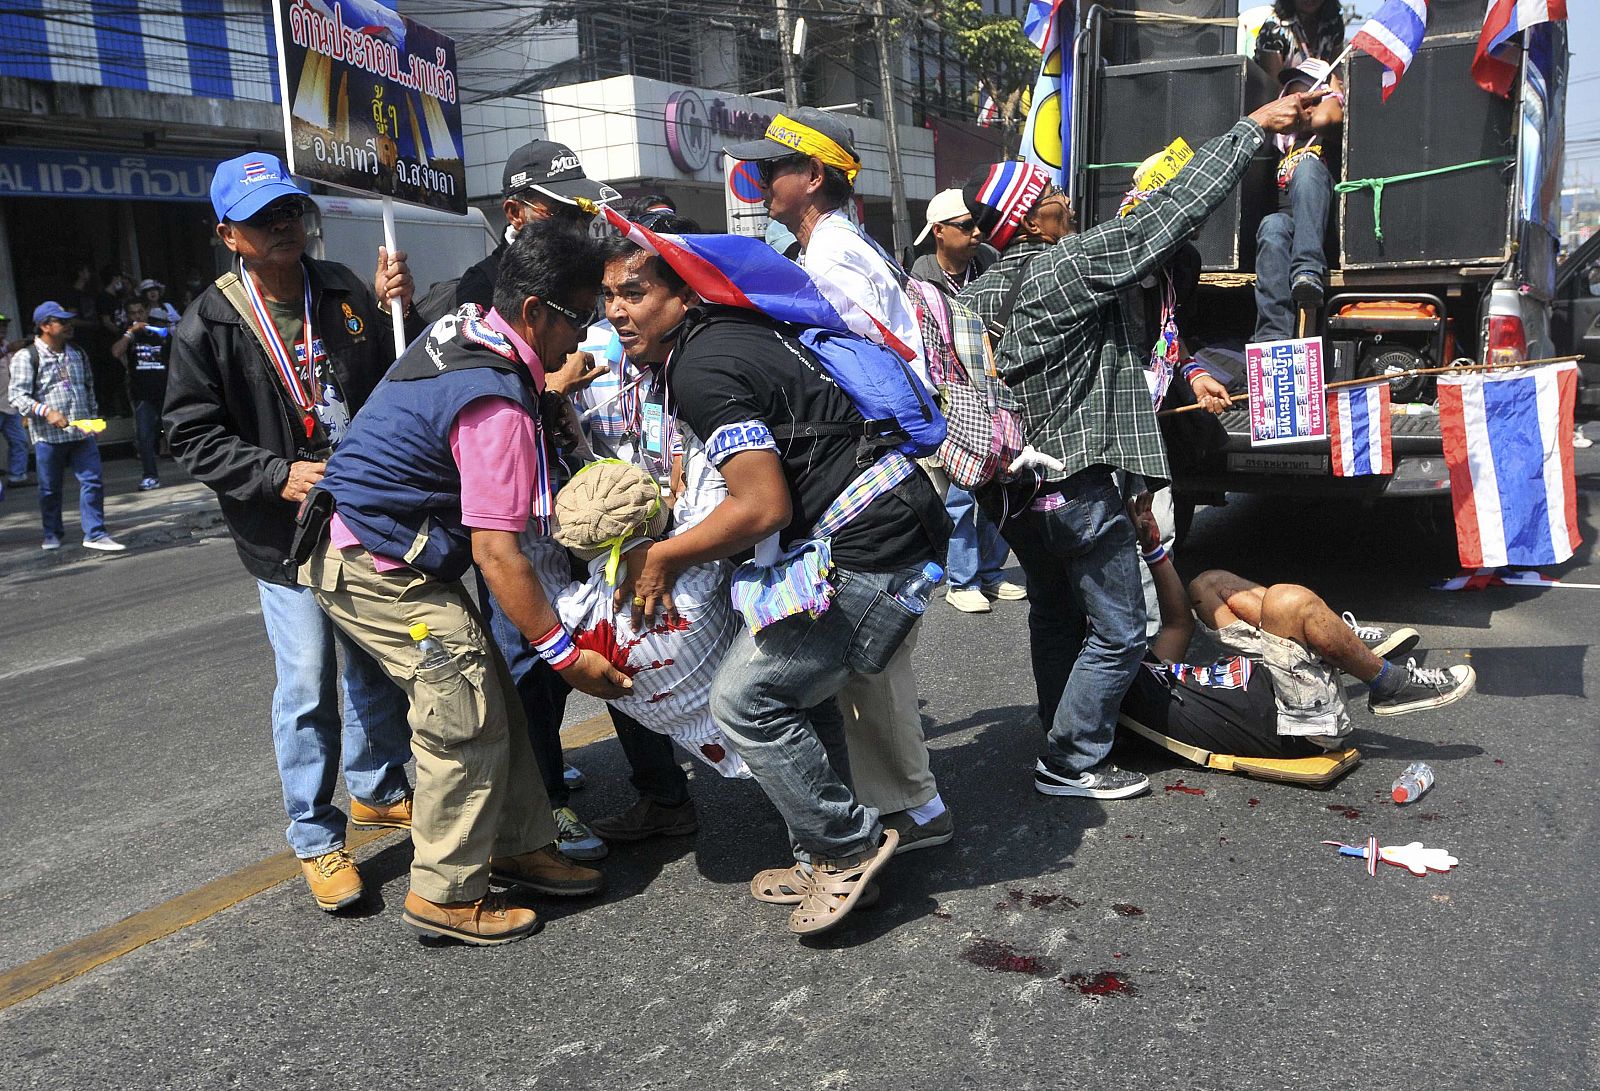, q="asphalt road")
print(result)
[1,454,1596,1090]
